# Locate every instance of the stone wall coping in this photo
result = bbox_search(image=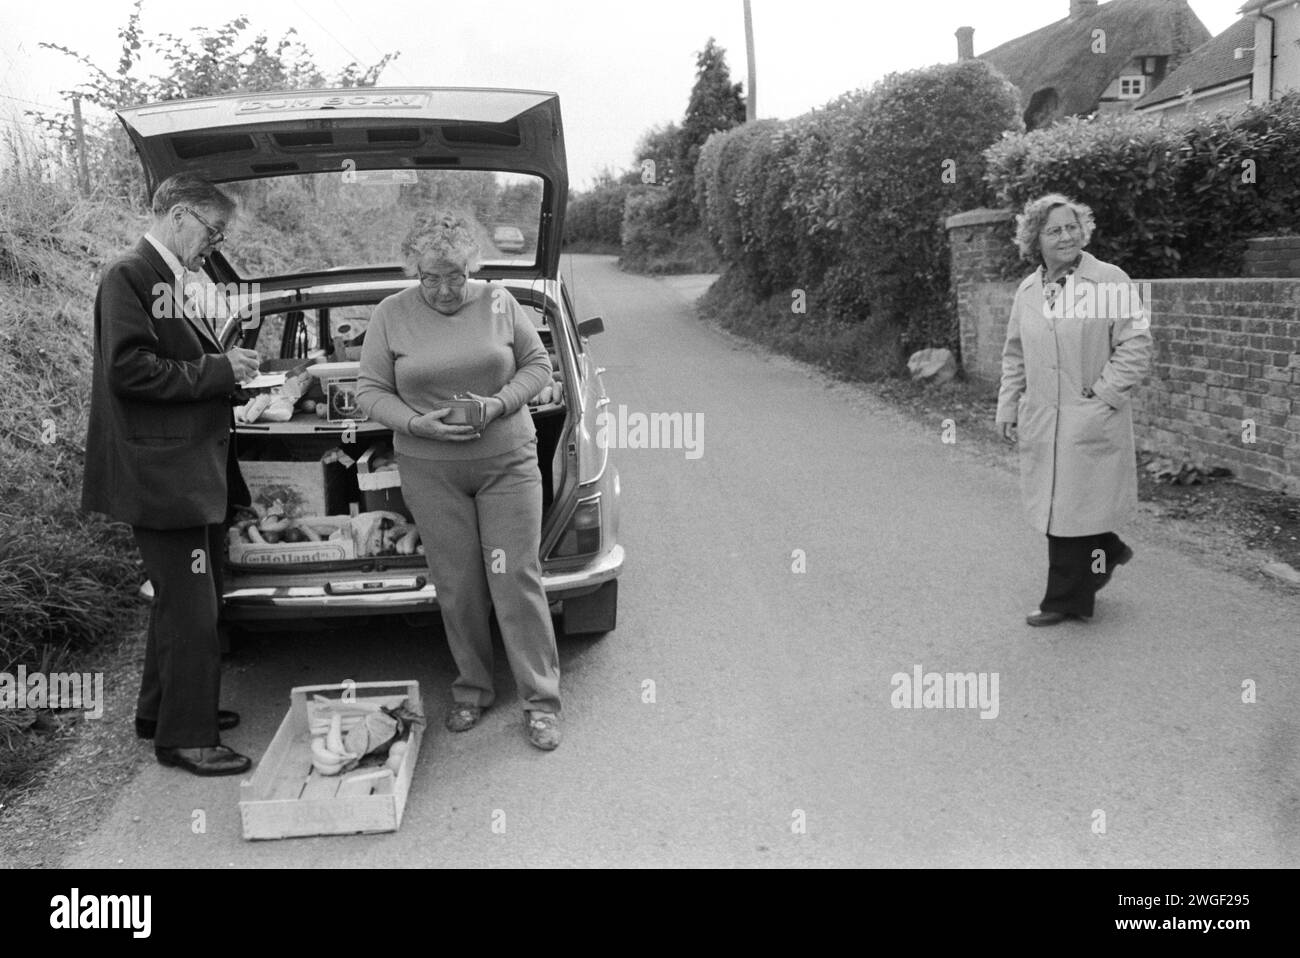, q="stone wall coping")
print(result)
[945,208,1015,230]
[1111,277,1300,287]
[1246,236,1300,249]
[968,276,1300,288]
